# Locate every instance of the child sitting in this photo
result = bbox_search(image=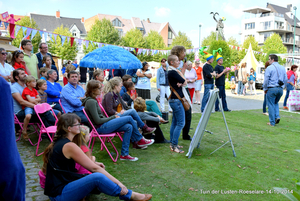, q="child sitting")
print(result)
[36,79,61,118]
[39,67,49,80]
[11,50,31,75]
[21,75,41,140]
